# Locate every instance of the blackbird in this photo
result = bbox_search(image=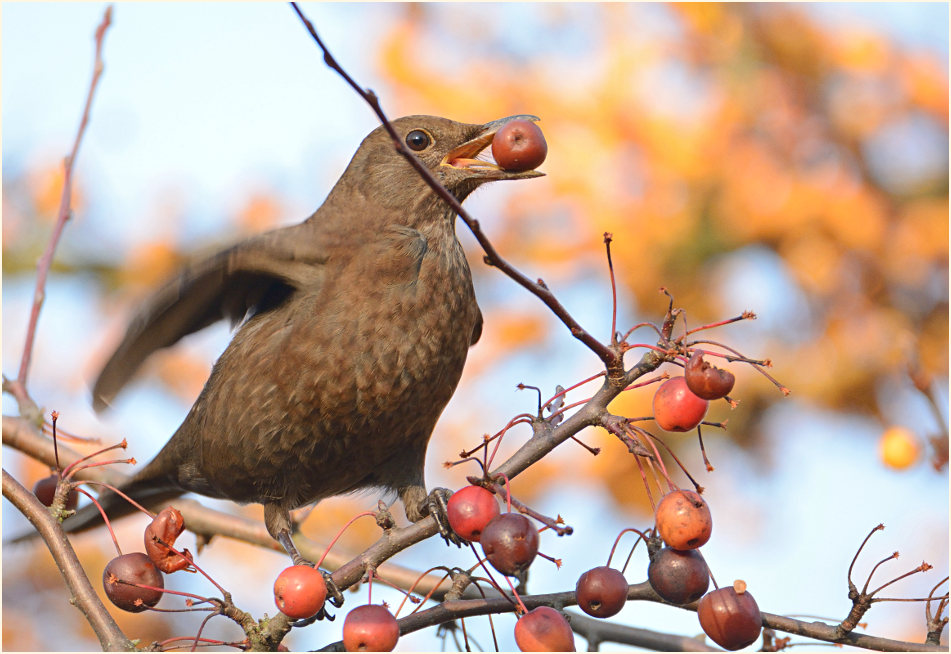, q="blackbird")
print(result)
[62,115,544,562]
